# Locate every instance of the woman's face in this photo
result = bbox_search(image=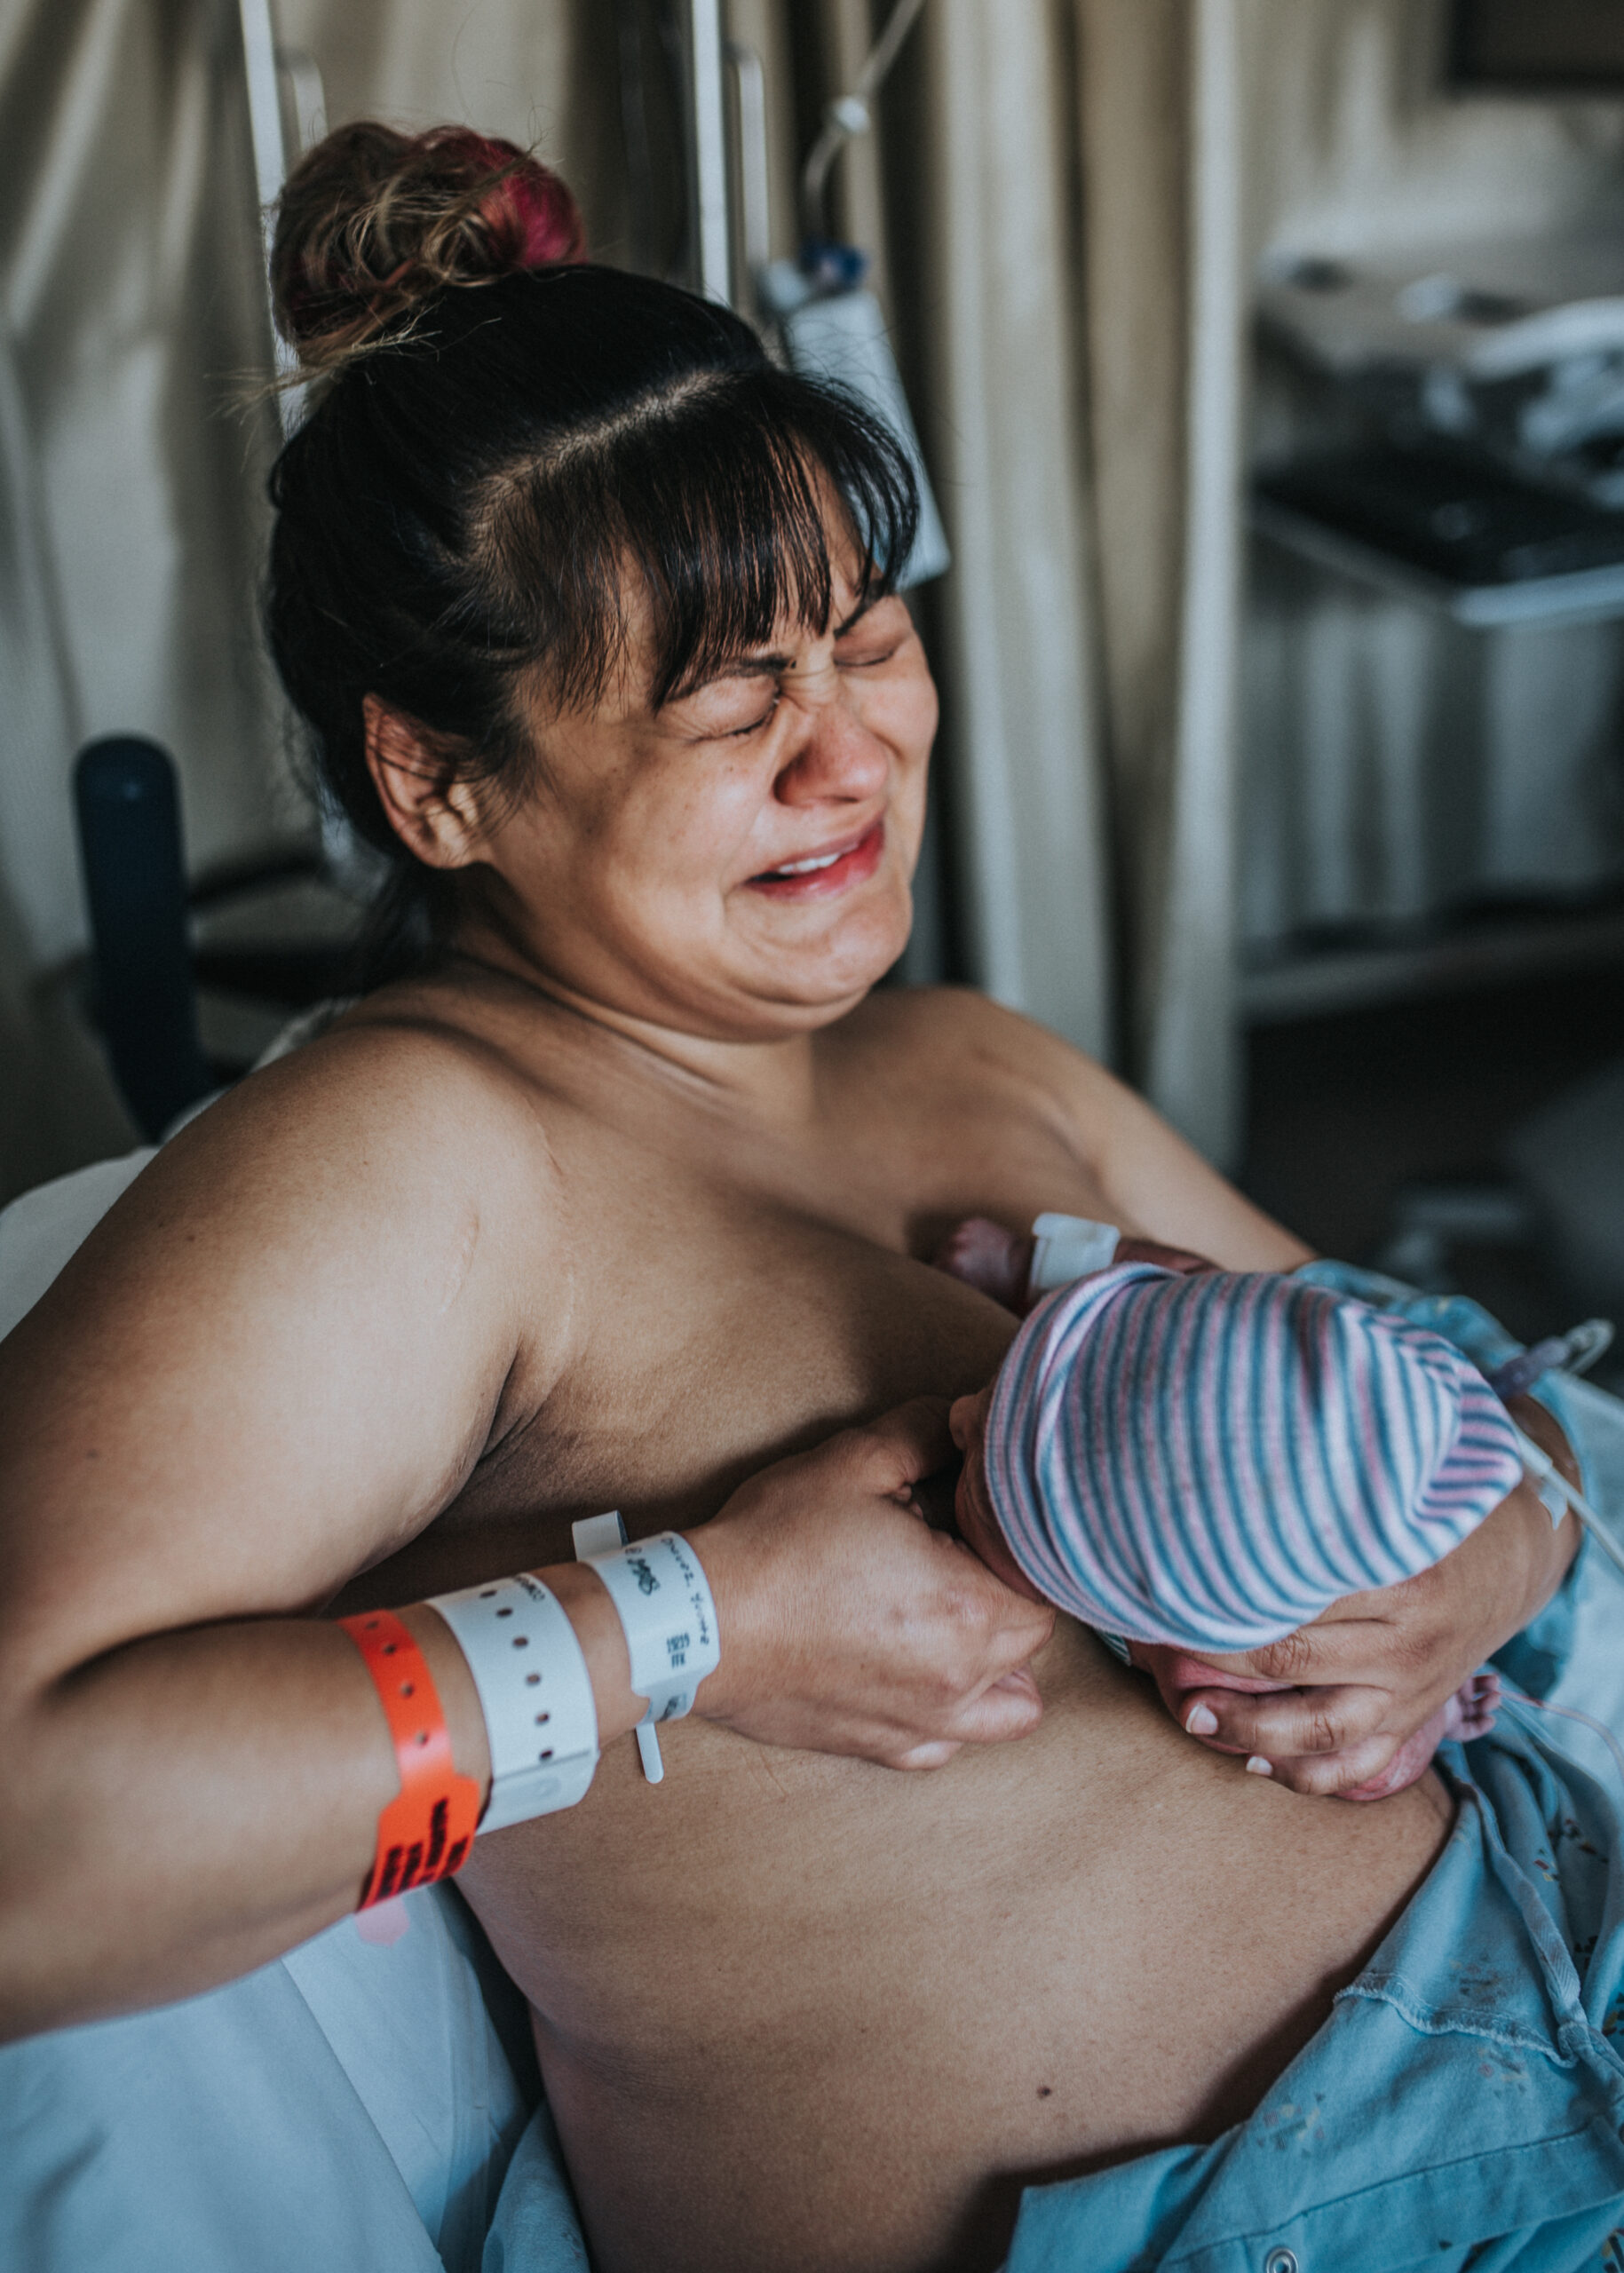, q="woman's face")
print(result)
[468,526,938,1041]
